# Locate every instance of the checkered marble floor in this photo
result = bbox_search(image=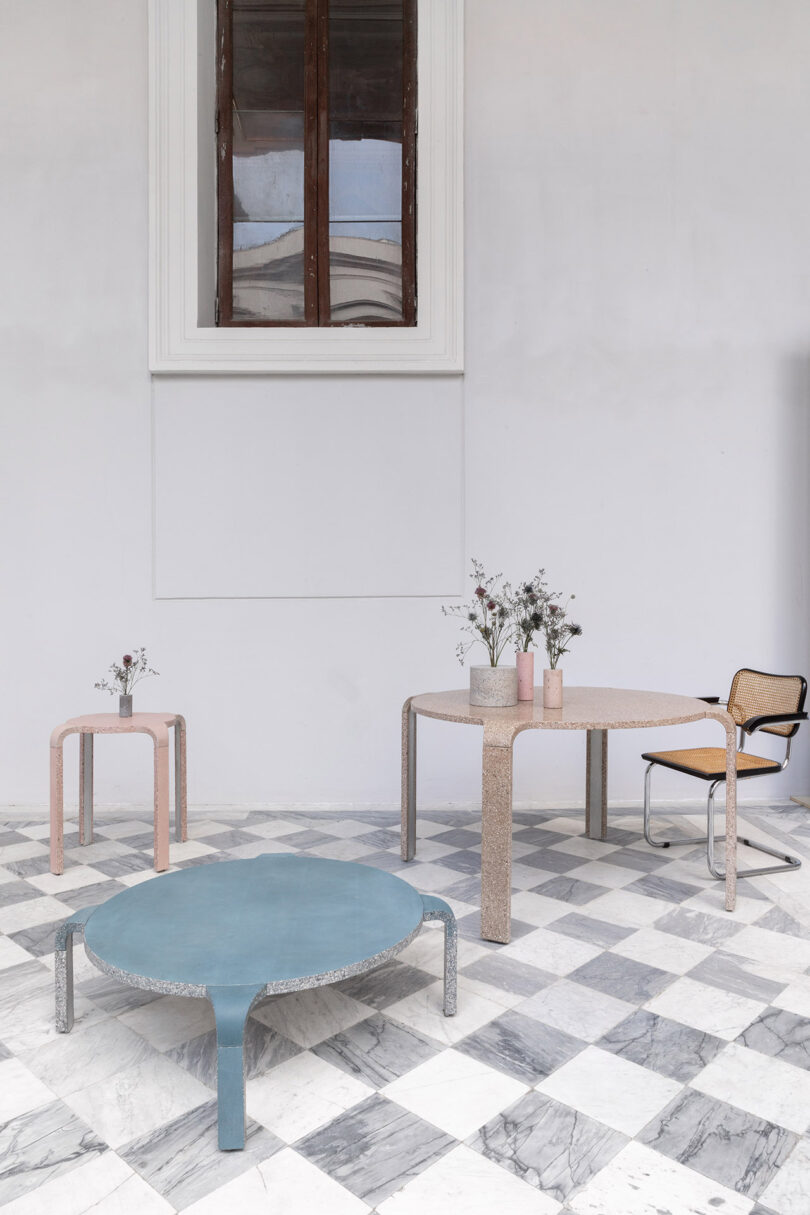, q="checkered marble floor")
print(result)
[1,803,810,1214]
